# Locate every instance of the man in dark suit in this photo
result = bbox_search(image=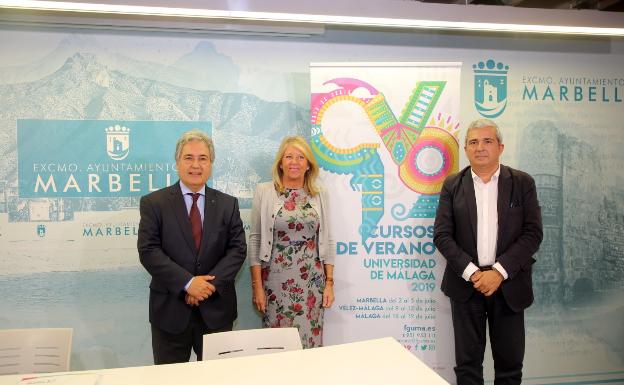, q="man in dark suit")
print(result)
[434,119,542,385]
[138,130,246,364]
